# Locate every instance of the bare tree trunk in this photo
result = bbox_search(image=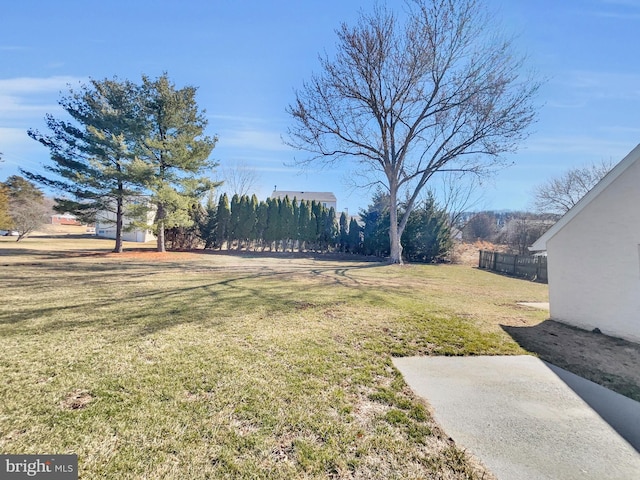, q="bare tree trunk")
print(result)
[156,204,166,252]
[114,196,123,253]
[388,186,403,264]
